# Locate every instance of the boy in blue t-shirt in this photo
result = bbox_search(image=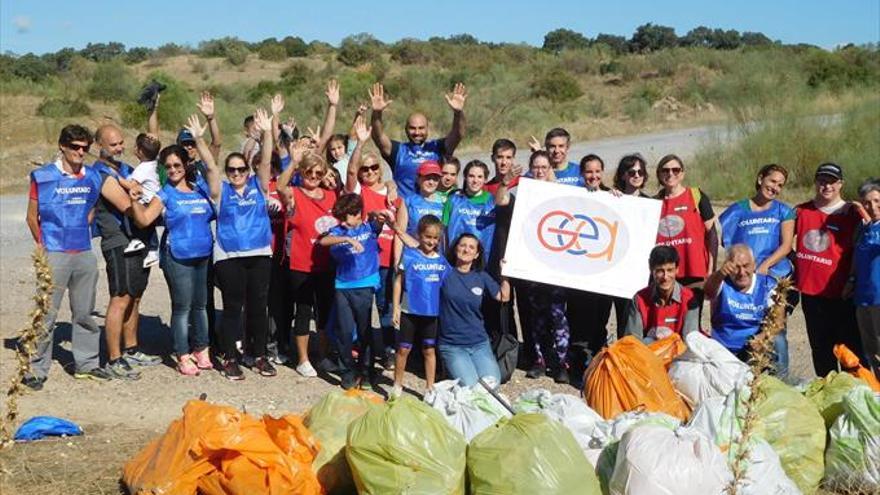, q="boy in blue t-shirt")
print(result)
[319,193,393,389]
